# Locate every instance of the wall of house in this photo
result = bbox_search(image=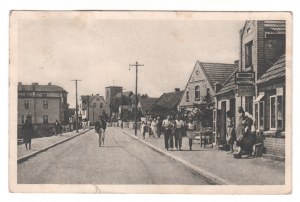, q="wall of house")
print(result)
[179,62,214,108]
